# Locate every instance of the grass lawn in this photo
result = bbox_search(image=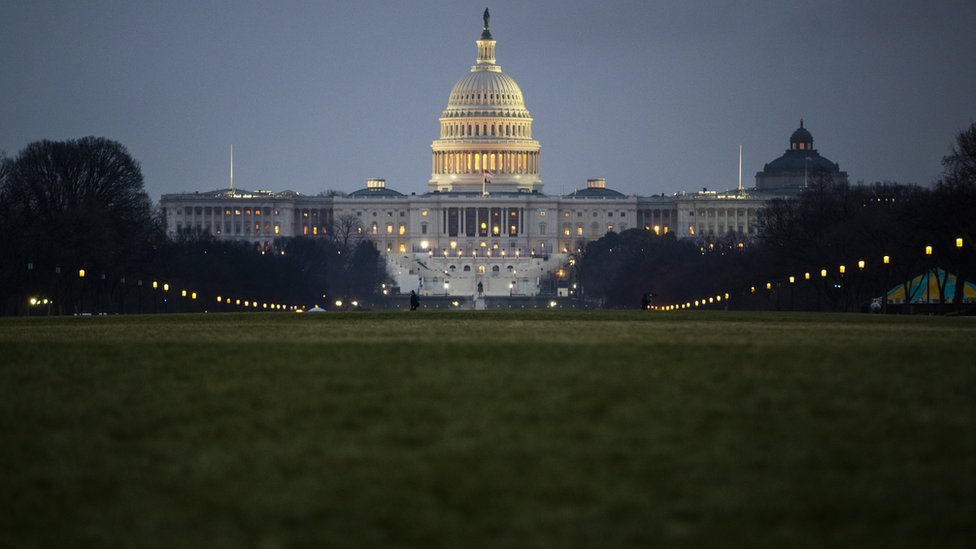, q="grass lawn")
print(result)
[0,310,974,548]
